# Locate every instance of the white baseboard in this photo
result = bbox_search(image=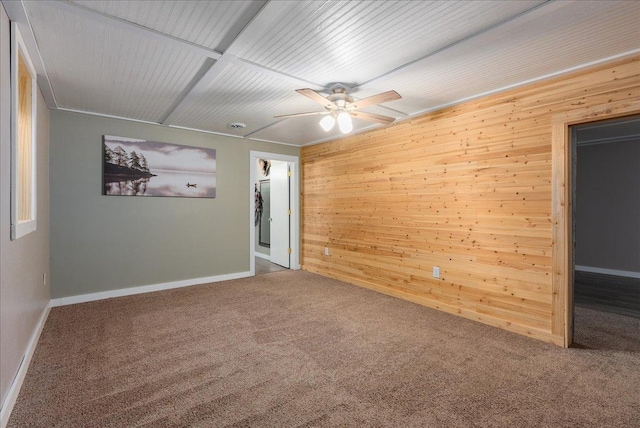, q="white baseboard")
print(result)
[575,265,640,279]
[50,271,252,307]
[0,306,50,428]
